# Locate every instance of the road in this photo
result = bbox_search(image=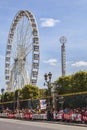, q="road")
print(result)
[0,118,87,130]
